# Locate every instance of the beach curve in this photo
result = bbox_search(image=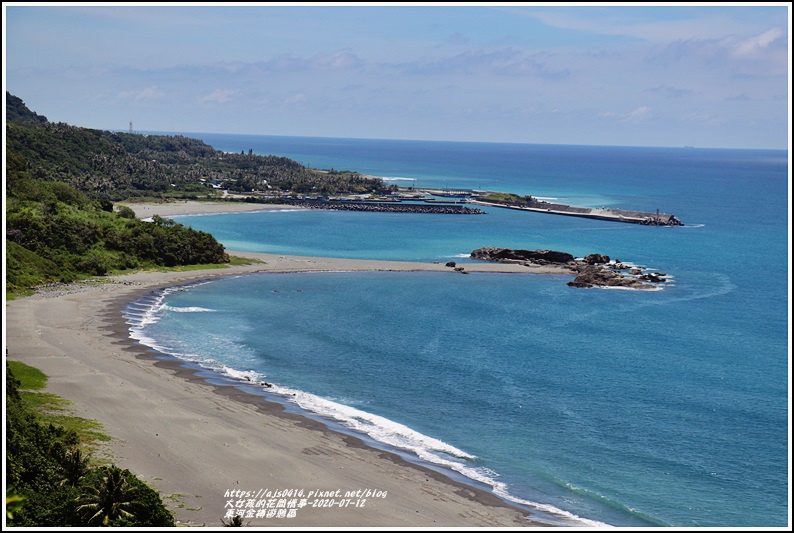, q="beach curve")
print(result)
[4,202,573,527]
